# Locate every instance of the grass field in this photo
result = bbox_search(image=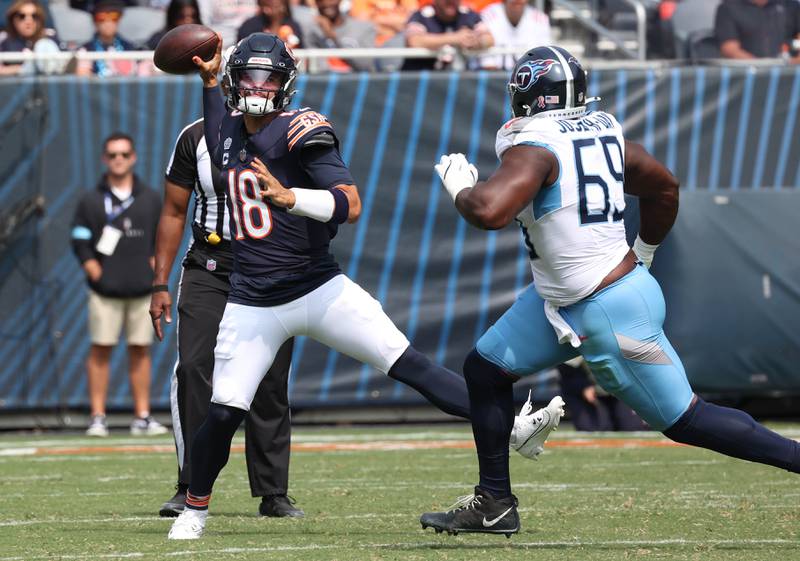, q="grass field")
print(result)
[1,425,799,561]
